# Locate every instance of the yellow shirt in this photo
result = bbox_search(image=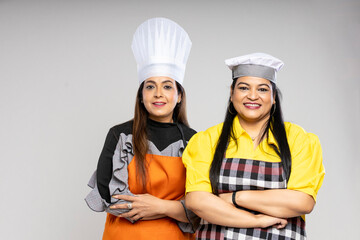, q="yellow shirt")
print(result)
[182,116,325,201]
